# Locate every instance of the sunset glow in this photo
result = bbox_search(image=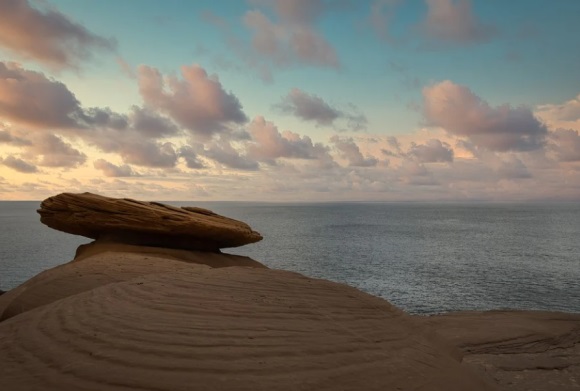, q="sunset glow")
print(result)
[1,0,579,201]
